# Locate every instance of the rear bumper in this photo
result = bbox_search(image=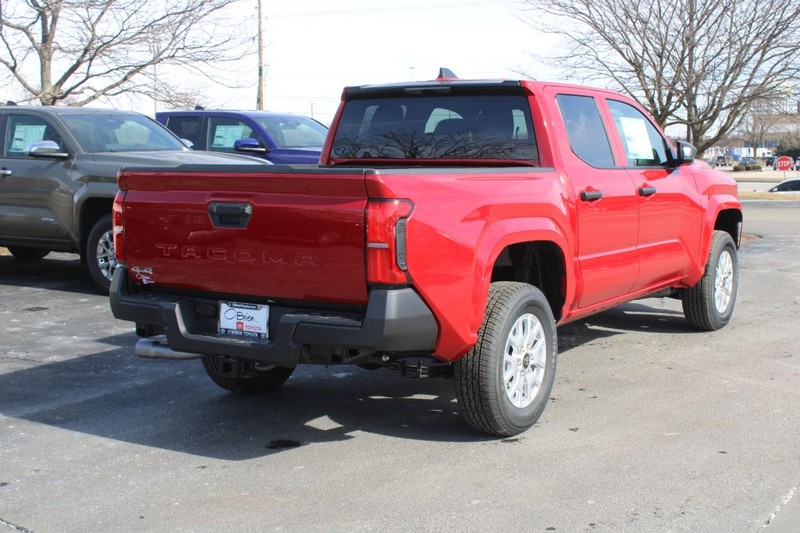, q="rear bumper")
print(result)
[109,267,438,367]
